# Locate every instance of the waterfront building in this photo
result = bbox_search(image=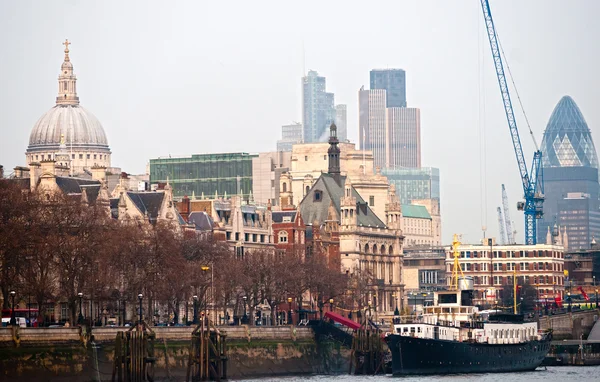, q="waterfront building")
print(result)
[302,70,336,143]
[276,122,303,152]
[370,69,407,108]
[335,105,347,142]
[401,204,439,247]
[538,96,600,250]
[298,124,405,314]
[564,240,600,287]
[26,40,112,175]
[445,241,566,305]
[410,198,442,246]
[149,153,256,199]
[359,88,421,169]
[382,167,440,204]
